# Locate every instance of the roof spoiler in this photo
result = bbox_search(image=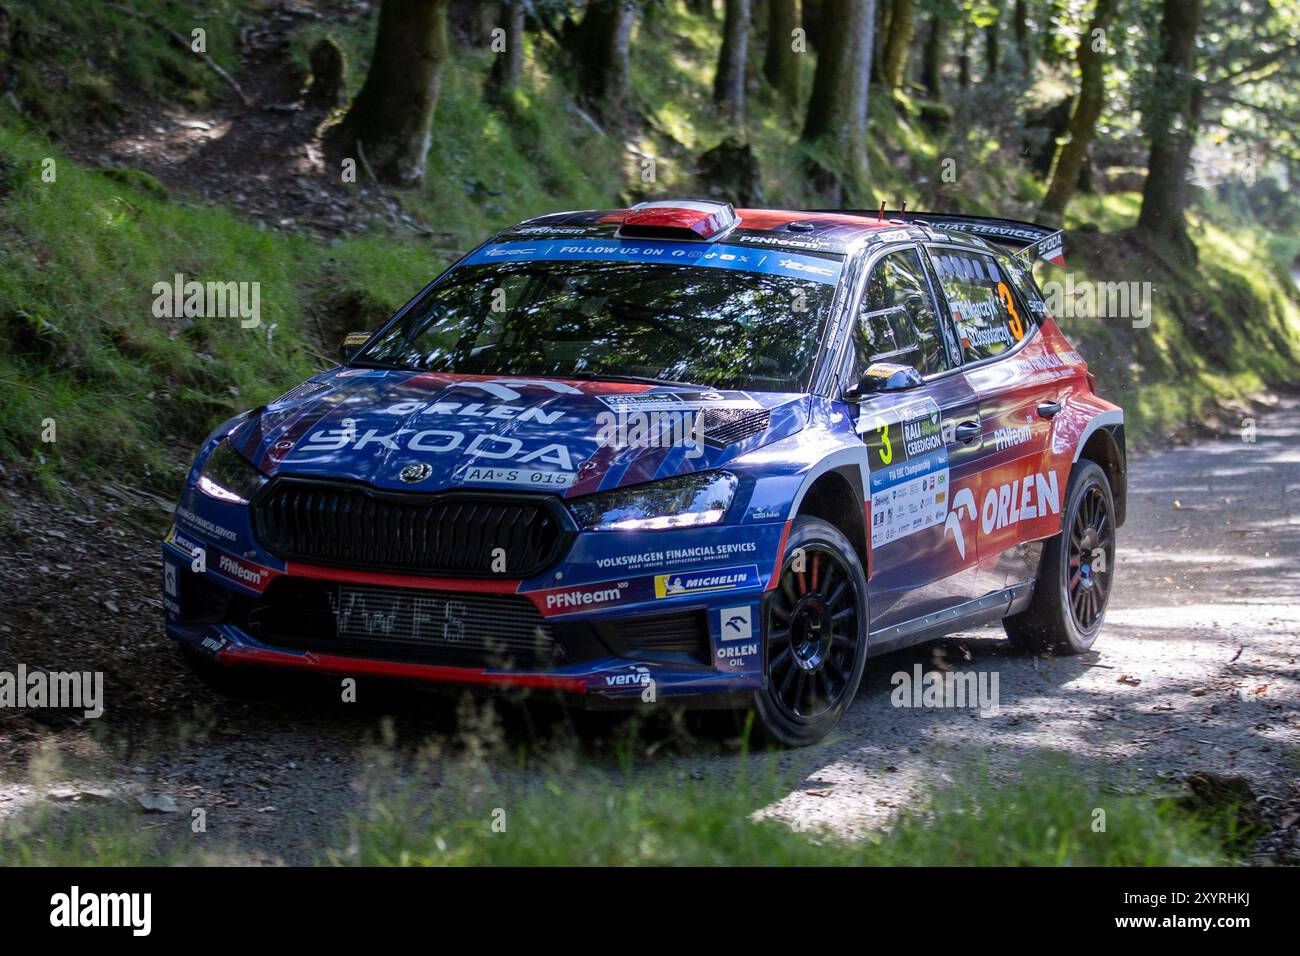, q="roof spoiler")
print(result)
[807,209,1066,267]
